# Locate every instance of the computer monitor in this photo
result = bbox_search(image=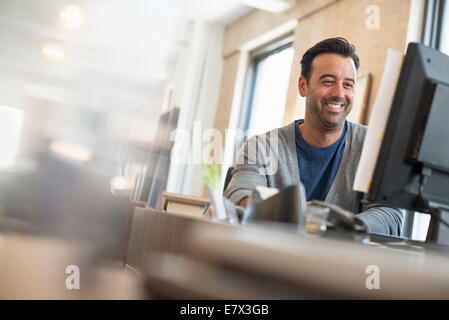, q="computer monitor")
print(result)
[365,42,449,245]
